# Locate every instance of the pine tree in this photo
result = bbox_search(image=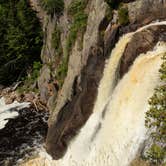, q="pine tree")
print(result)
[145,54,166,164]
[0,0,43,85]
